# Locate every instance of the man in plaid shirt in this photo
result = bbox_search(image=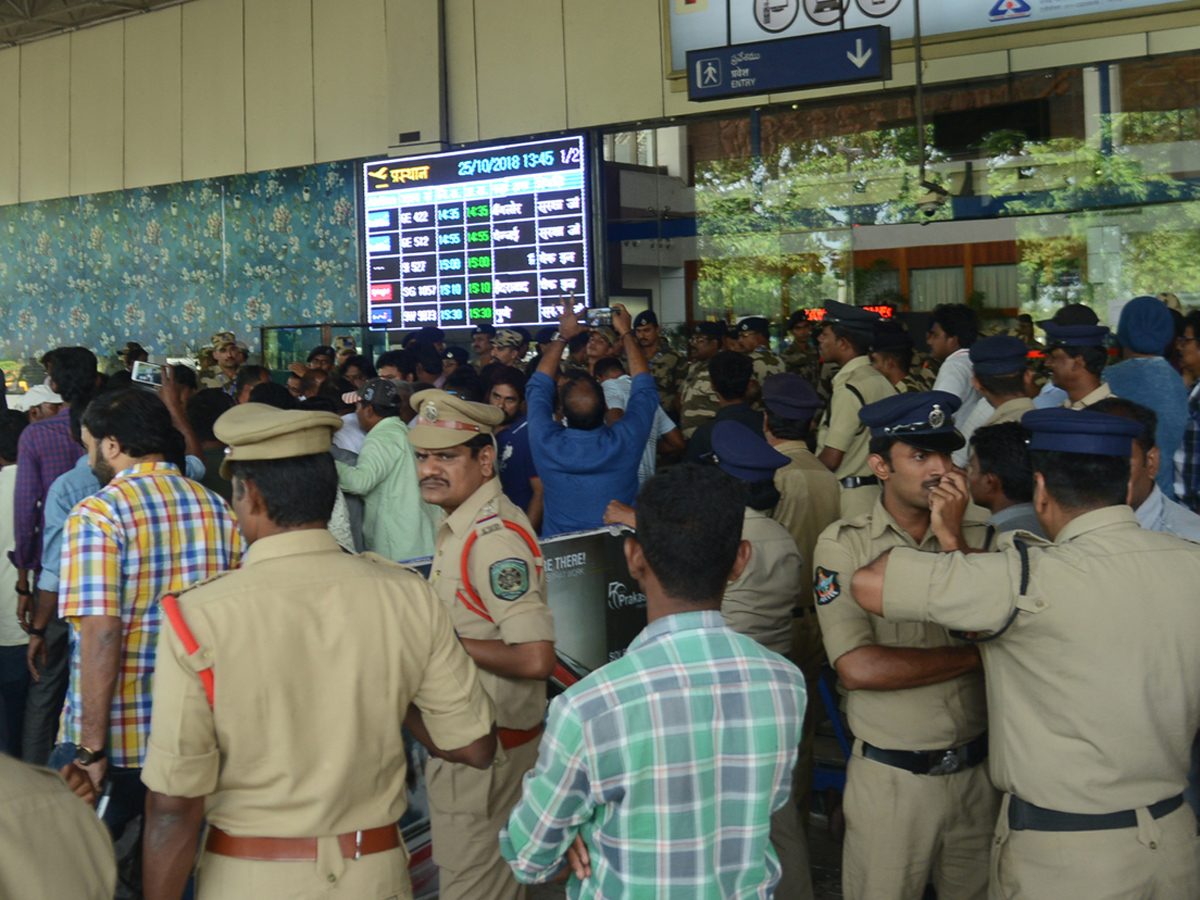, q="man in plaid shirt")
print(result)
[48,388,241,852]
[501,465,807,898]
